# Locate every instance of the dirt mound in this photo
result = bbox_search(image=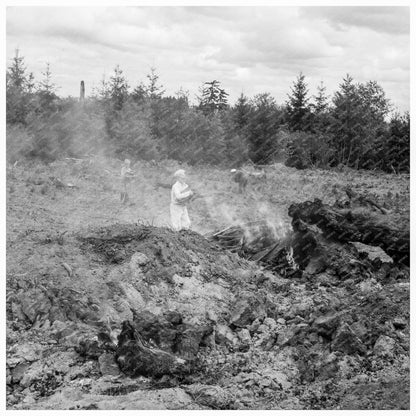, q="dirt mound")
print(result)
[80,223,215,265]
[79,223,247,284]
